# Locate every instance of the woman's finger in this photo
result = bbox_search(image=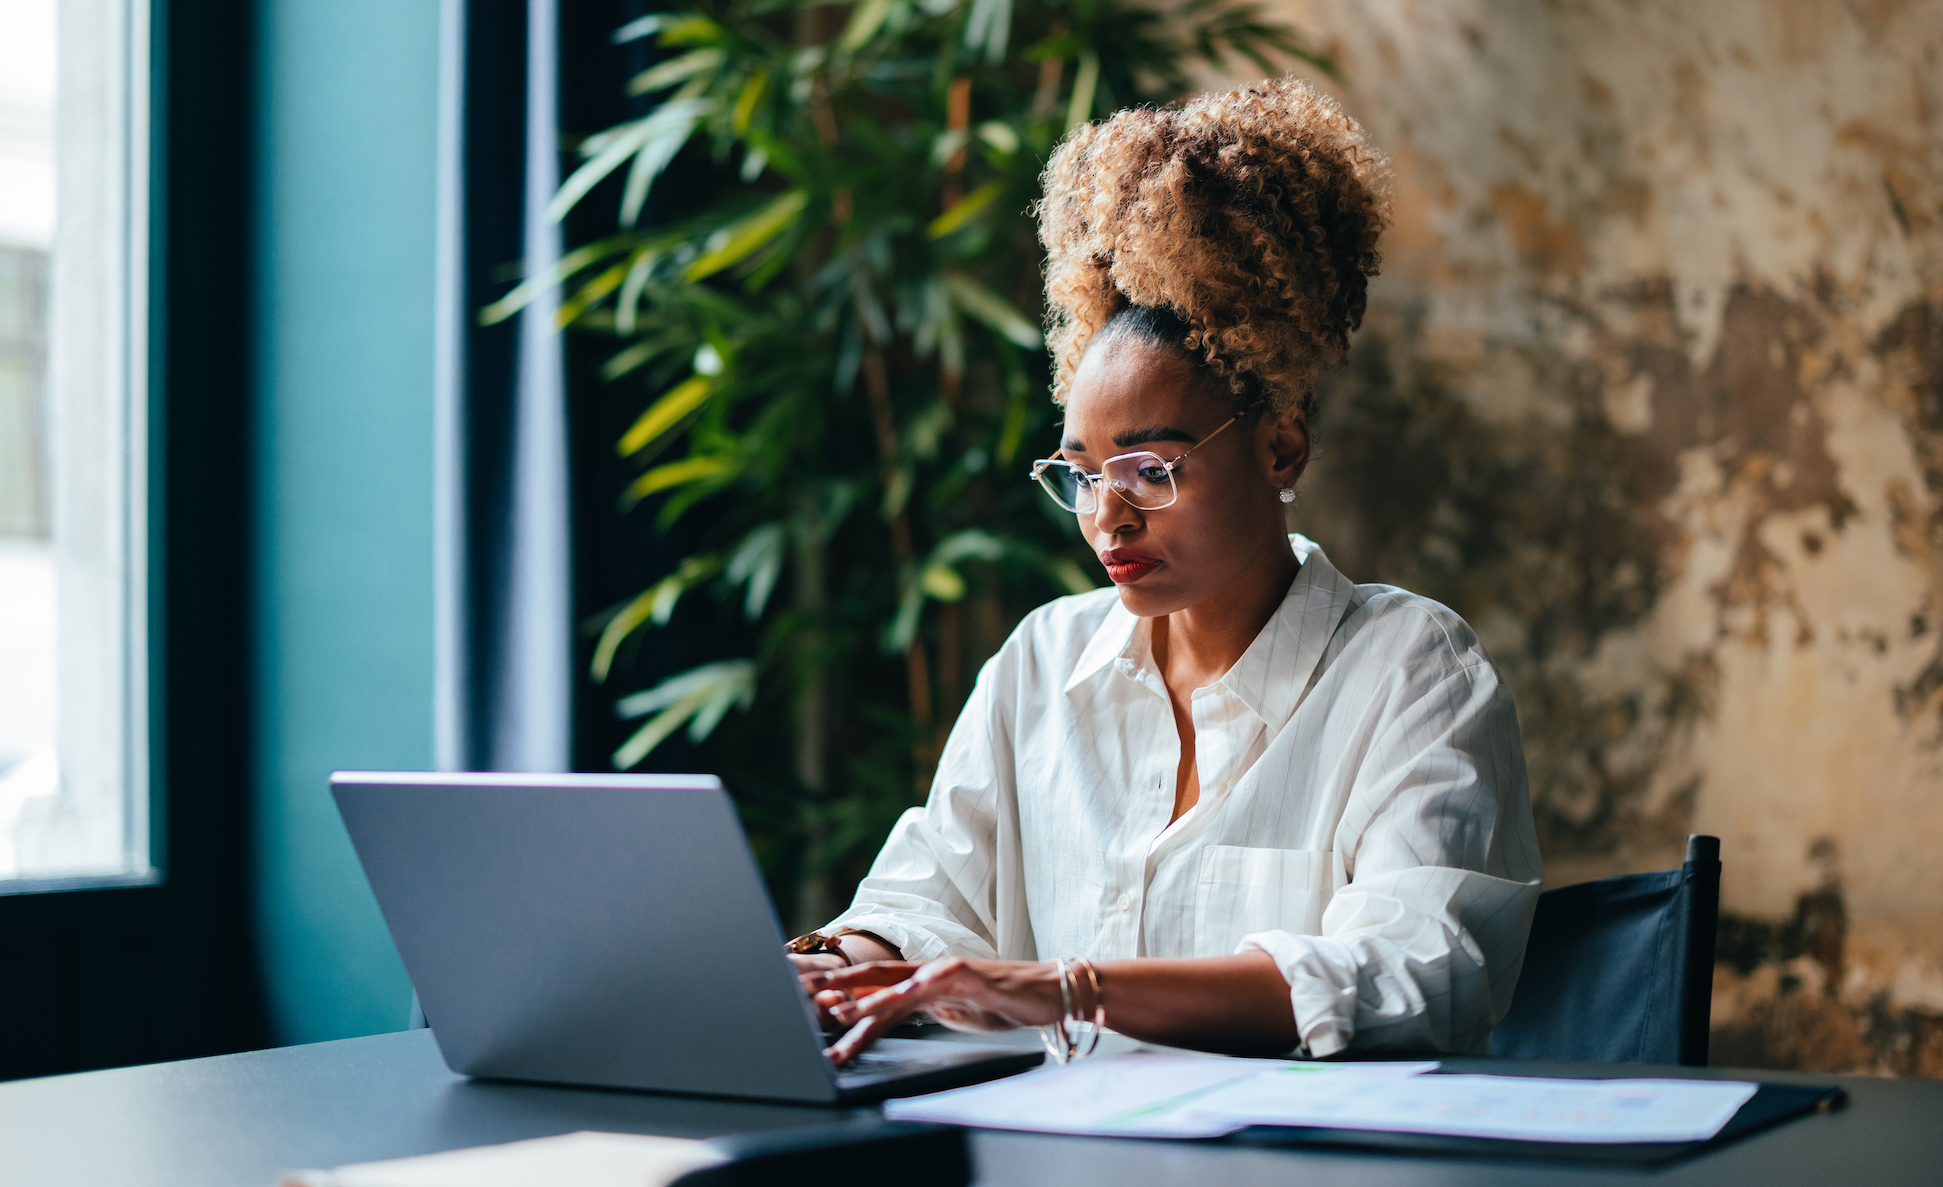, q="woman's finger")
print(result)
[808,960,921,993]
[824,977,939,1064]
[826,1008,899,1065]
[788,952,848,977]
[809,988,852,1032]
[830,969,935,1025]
[828,957,987,1029]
